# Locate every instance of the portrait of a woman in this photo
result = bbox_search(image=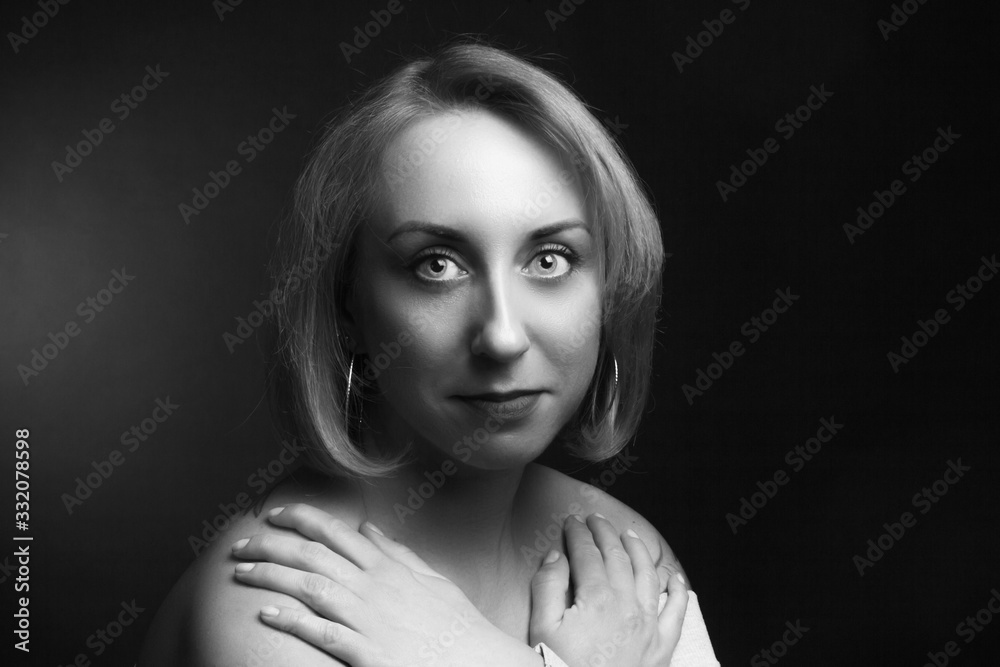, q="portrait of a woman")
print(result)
[8,2,991,665]
[140,41,719,666]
